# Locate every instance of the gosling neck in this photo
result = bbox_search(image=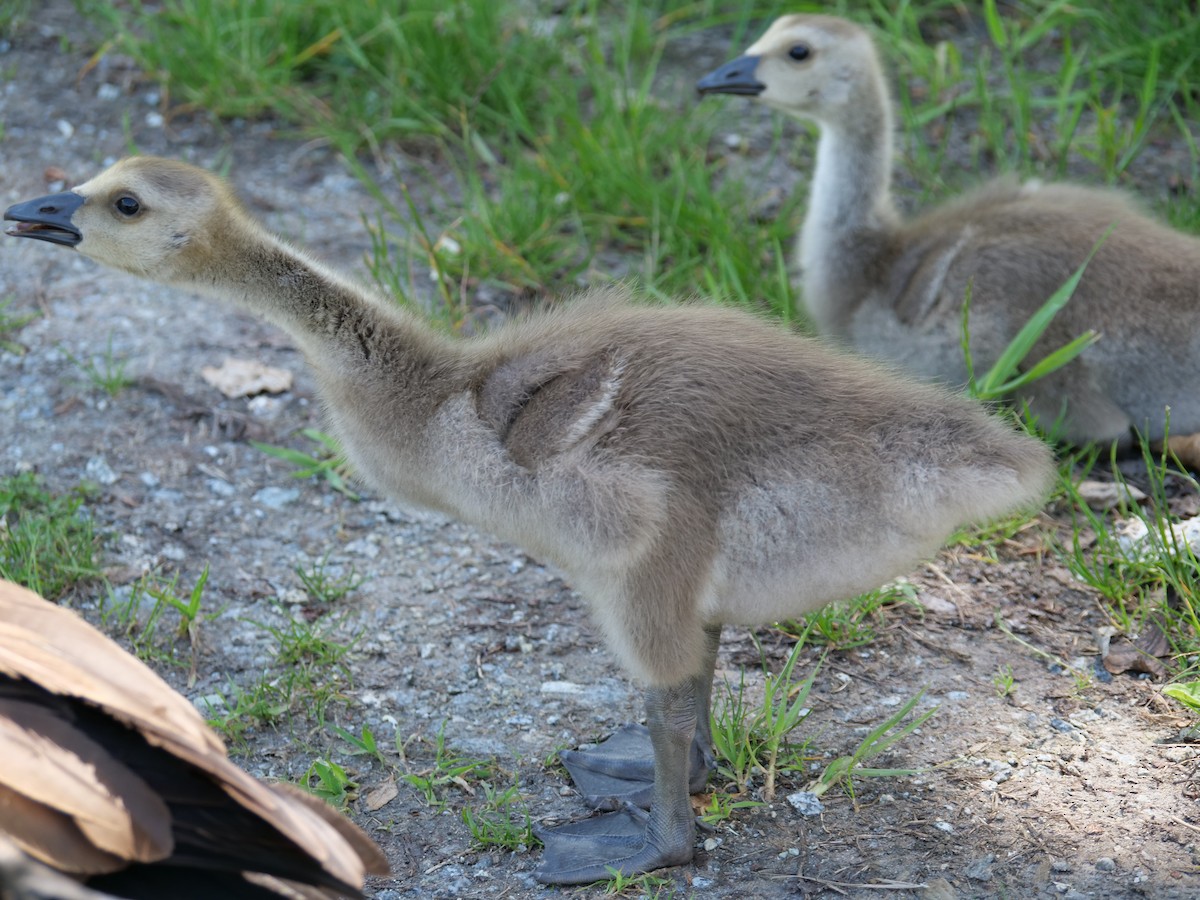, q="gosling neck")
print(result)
[797,67,899,335]
[184,221,447,377]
